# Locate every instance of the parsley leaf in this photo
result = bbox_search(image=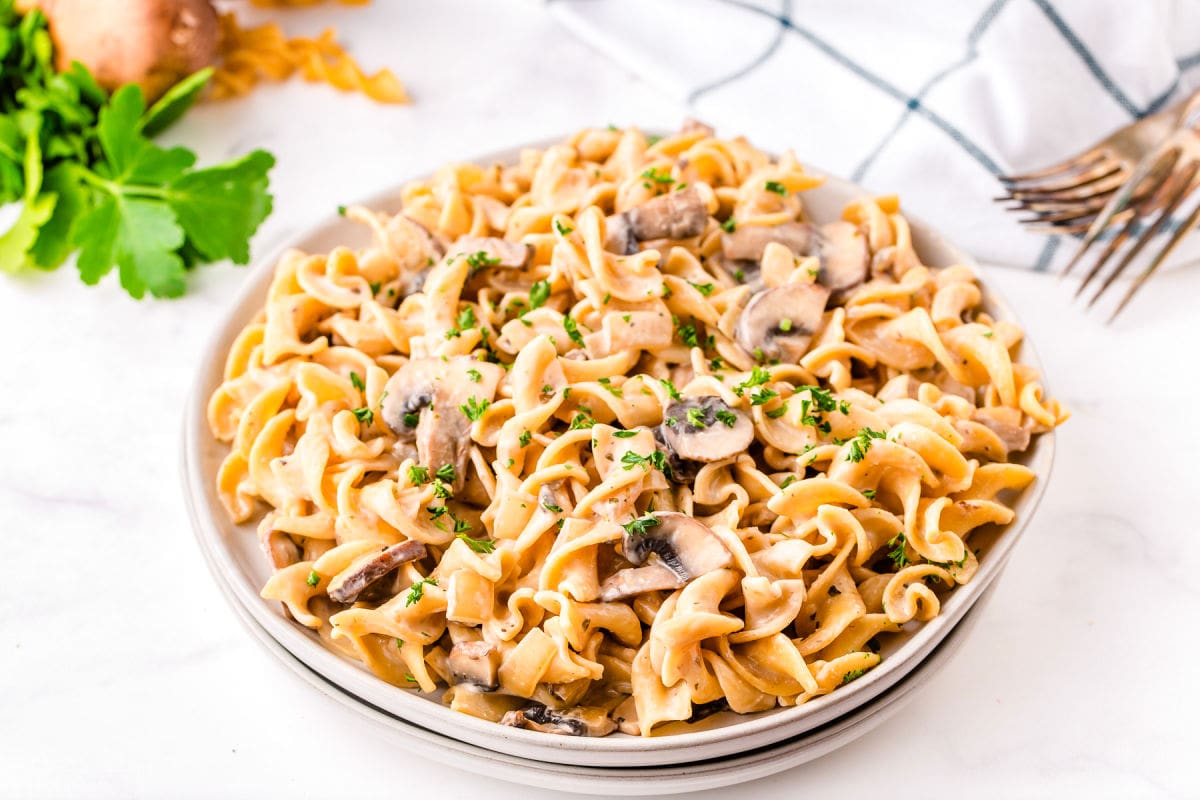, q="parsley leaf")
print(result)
[734,366,771,397]
[612,429,638,438]
[518,430,532,447]
[408,465,430,485]
[658,378,682,401]
[563,314,586,347]
[715,409,738,427]
[466,368,482,383]
[459,396,490,422]
[306,570,320,587]
[845,428,887,462]
[721,217,736,233]
[688,280,715,296]
[622,514,660,537]
[351,406,375,426]
[529,279,551,310]
[887,533,910,569]
[349,371,365,391]
[620,449,669,475]
[435,464,456,484]
[554,219,573,236]
[404,576,438,606]
[456,534,496,554]
[765,180,787,196]
[466,250,500,271]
